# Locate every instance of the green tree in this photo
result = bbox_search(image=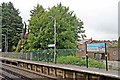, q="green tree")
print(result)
[24,4,47,52]
[24,3,85,52]
[1,2,23,52]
